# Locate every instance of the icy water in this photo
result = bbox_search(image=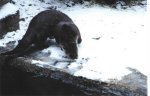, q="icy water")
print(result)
[0,64,85,96]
